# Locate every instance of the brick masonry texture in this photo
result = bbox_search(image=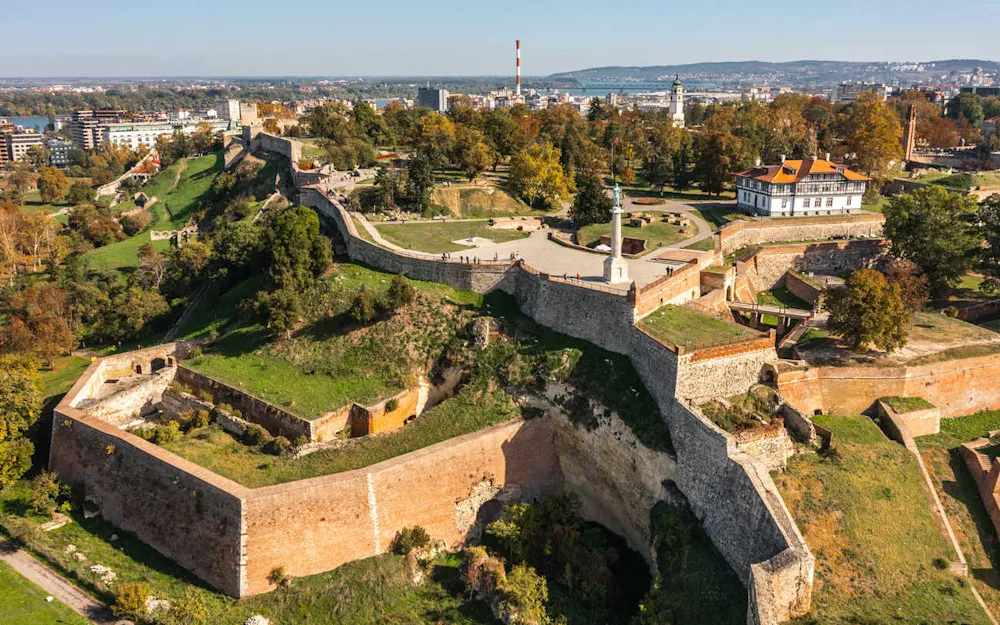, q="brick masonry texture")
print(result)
[718,214,884,254]
[775,352,1000,418]
[744,240,886,290]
